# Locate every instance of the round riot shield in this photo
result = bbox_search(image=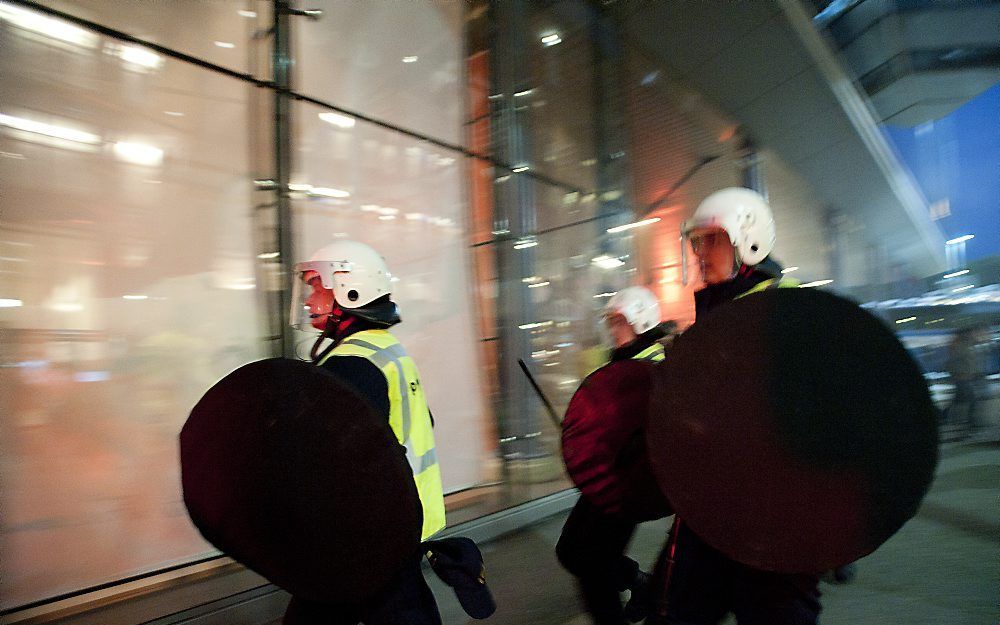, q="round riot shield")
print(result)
[562,359,672,520]
[646,288,938,573]
[180,358,421,603]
